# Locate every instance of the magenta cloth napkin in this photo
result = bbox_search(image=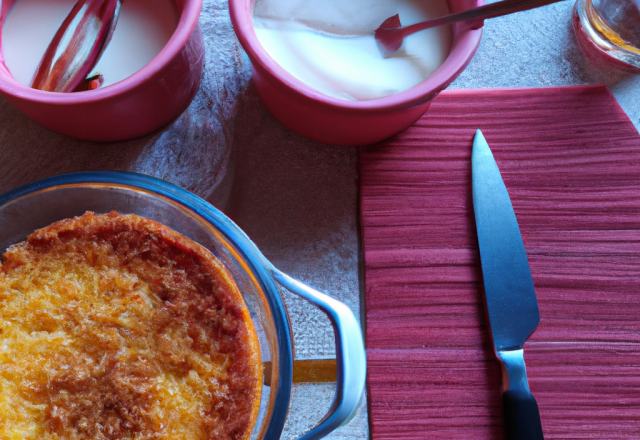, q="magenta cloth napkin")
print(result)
[360,85,640,439]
